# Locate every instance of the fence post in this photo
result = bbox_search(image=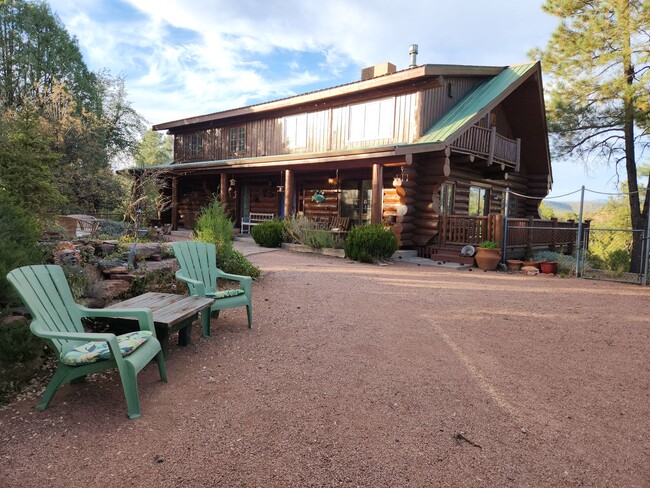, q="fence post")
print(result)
[643,191,650,285]
[526,215,534,258]
[575,185,585,278]
[551,217,558,252]
[502,188,510,263]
